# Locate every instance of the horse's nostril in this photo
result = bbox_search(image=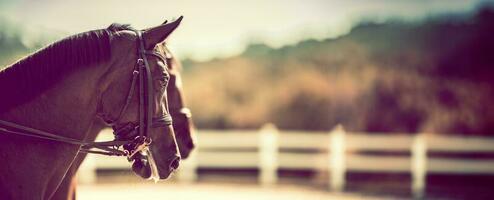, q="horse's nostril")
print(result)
[169,156,180,170]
